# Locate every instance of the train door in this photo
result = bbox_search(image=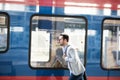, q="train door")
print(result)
[102,18,120,80]
[29,15,87,79]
